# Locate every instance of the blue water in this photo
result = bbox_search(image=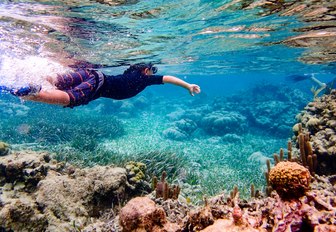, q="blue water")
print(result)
[0,0,335,200]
